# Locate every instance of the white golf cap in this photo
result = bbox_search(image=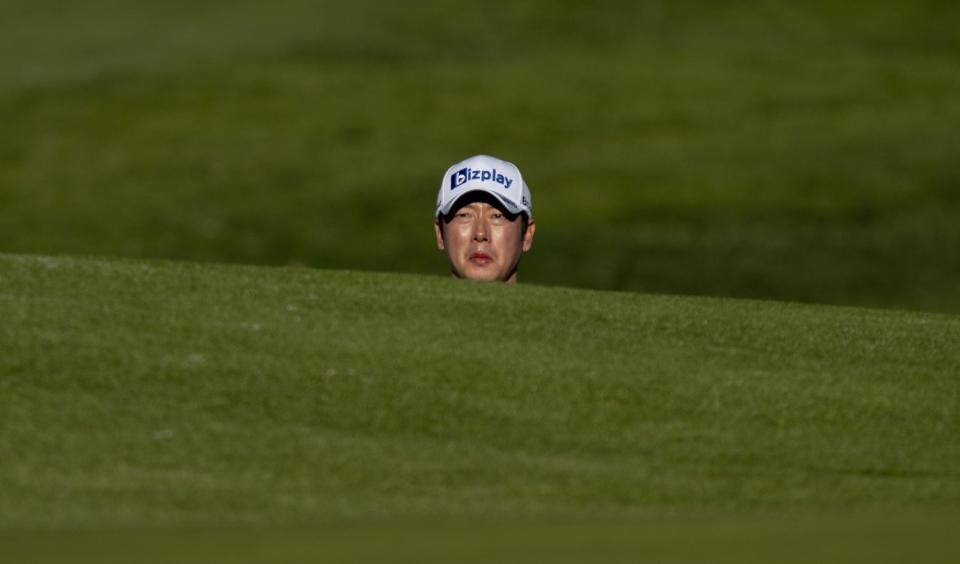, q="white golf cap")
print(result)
[436,154,532,219]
